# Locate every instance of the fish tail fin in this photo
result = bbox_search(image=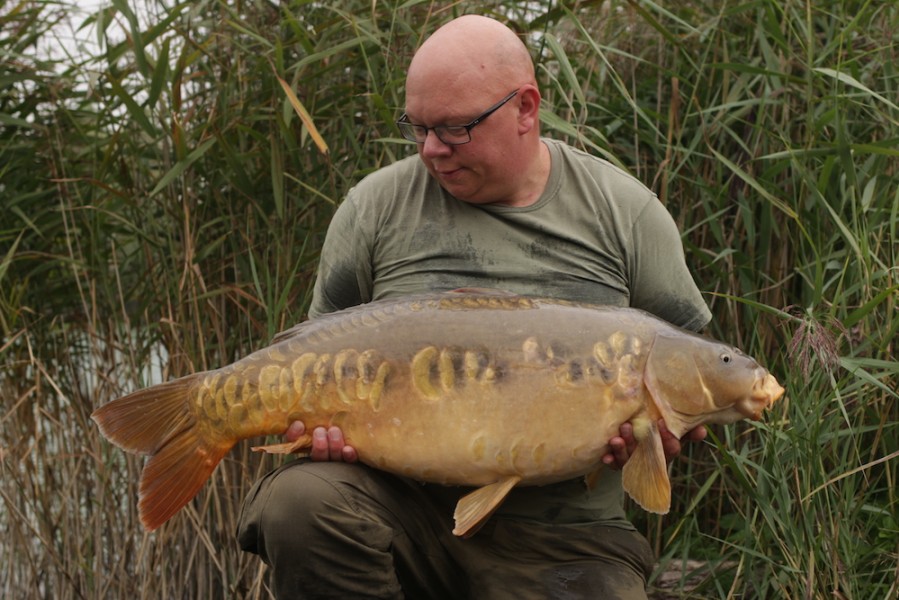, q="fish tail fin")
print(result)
[92,374,233,531]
